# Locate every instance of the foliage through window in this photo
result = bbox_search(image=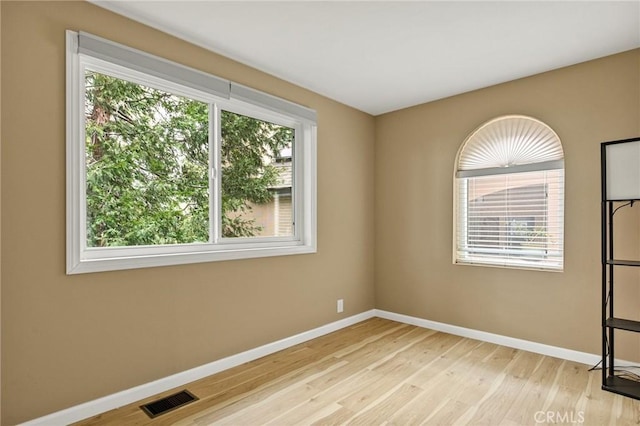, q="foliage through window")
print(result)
[85,72,211,247]
[454,116,564,271]
[67,31,316,274]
